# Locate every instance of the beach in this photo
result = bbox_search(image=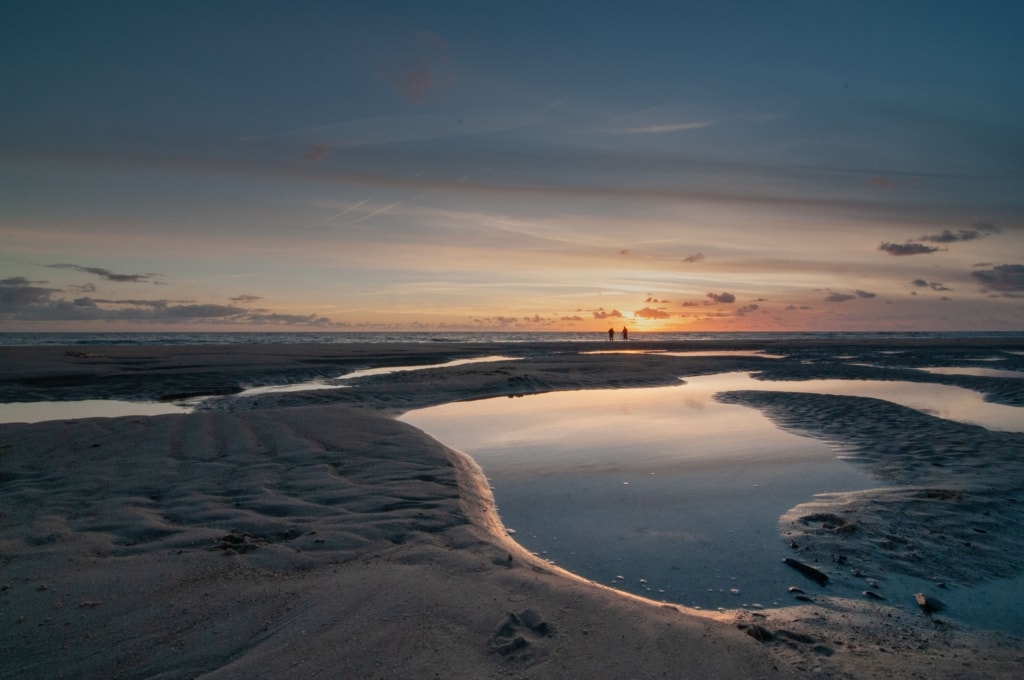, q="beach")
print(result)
[2,338,1023,678]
